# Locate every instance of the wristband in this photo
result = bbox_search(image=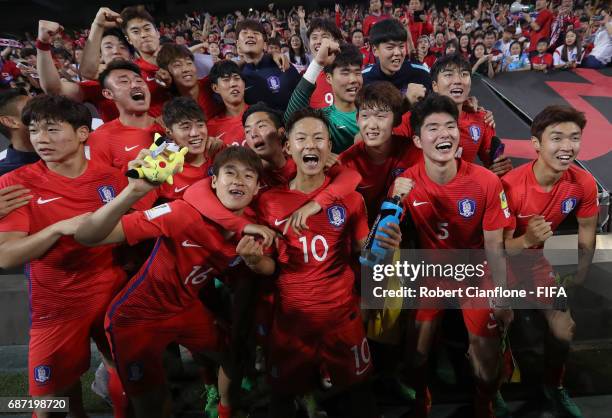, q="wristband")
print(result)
[303,60,324,84]
[35,39,51,51]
